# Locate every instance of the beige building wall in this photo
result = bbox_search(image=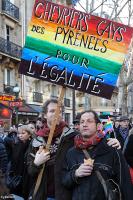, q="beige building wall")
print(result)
[76,90,118,117]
